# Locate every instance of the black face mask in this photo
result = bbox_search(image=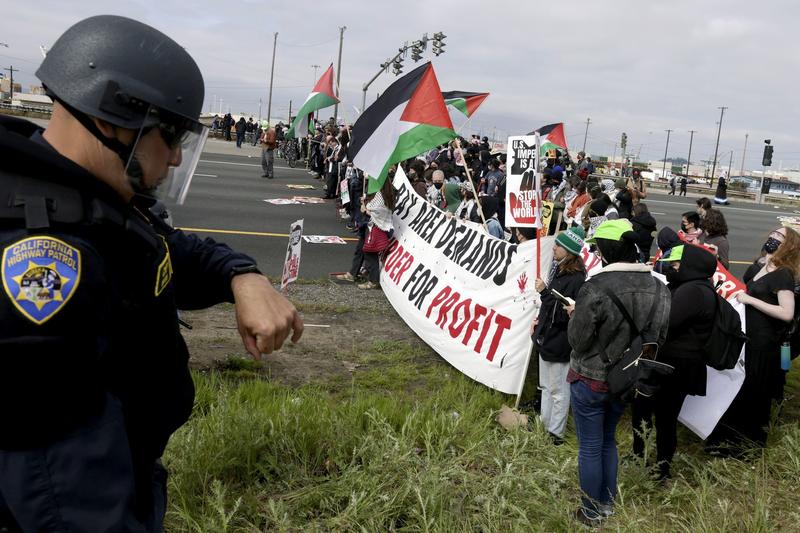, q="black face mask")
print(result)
[680,223,688,232]
[665,268,681,283]
[763,237,782,255]
[434,182,443,189]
